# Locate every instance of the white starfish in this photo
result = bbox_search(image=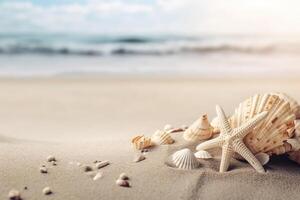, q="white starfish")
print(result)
[196,105,268,173]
